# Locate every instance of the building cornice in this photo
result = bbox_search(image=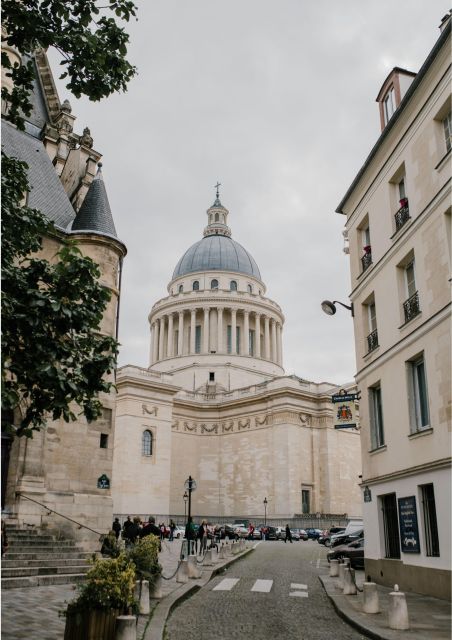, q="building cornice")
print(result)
[360,457,451,486]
